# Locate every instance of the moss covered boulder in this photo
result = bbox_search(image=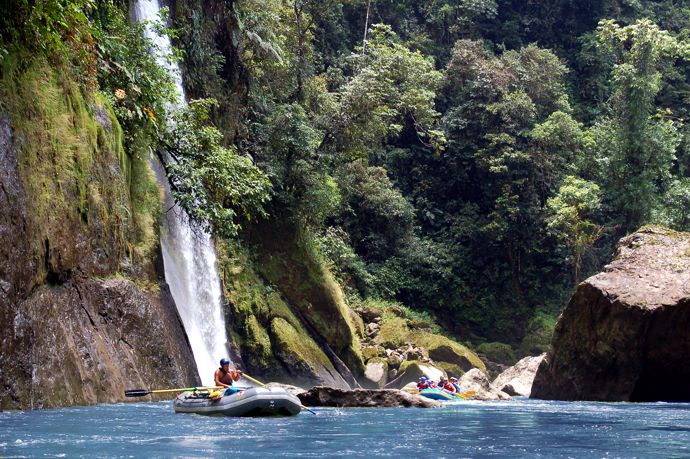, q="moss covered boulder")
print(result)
[410,331,486,373]
[374,317,410,348]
